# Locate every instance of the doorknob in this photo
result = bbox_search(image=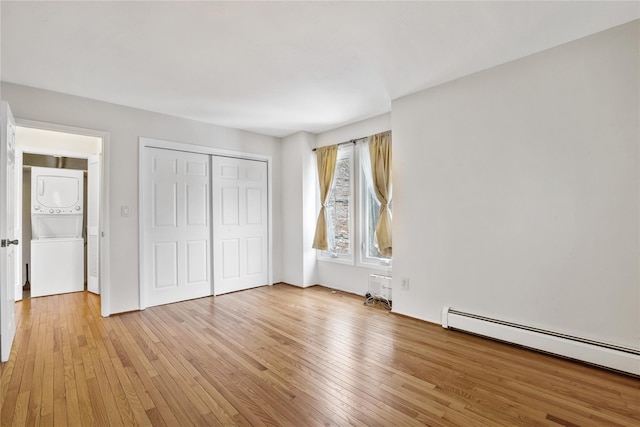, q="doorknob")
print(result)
[1,239,19,247]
